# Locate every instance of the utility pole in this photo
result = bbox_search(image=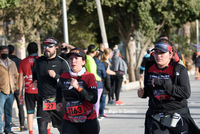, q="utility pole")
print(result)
[4,22,7,46]
[197,19,199,51]
[95,0,109,48]
[62,0,69,44]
